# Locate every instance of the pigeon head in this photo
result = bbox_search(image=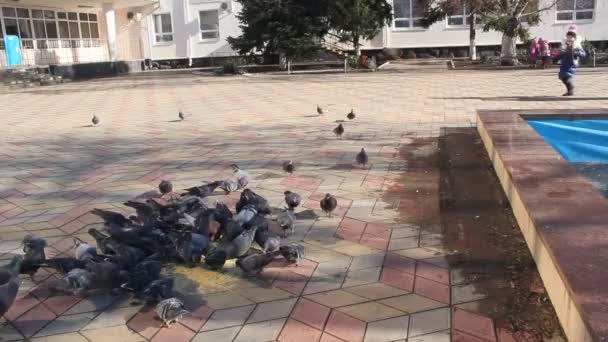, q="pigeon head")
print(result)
[159,180,173,194]
[230,164,240,171]
[284,191,292,196]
